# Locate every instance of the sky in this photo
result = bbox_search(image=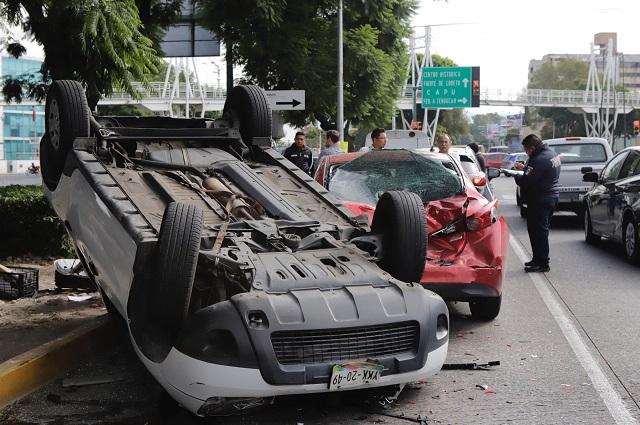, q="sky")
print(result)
[413,0,640,92]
